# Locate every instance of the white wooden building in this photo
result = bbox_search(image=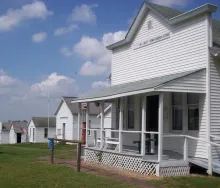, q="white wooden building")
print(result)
[28,117,56,143]
[9,121,28,144]
[71,2,220,177]
[55,97,110,145]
